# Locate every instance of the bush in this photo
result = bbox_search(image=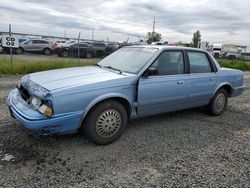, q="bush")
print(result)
[218,59,250,71]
